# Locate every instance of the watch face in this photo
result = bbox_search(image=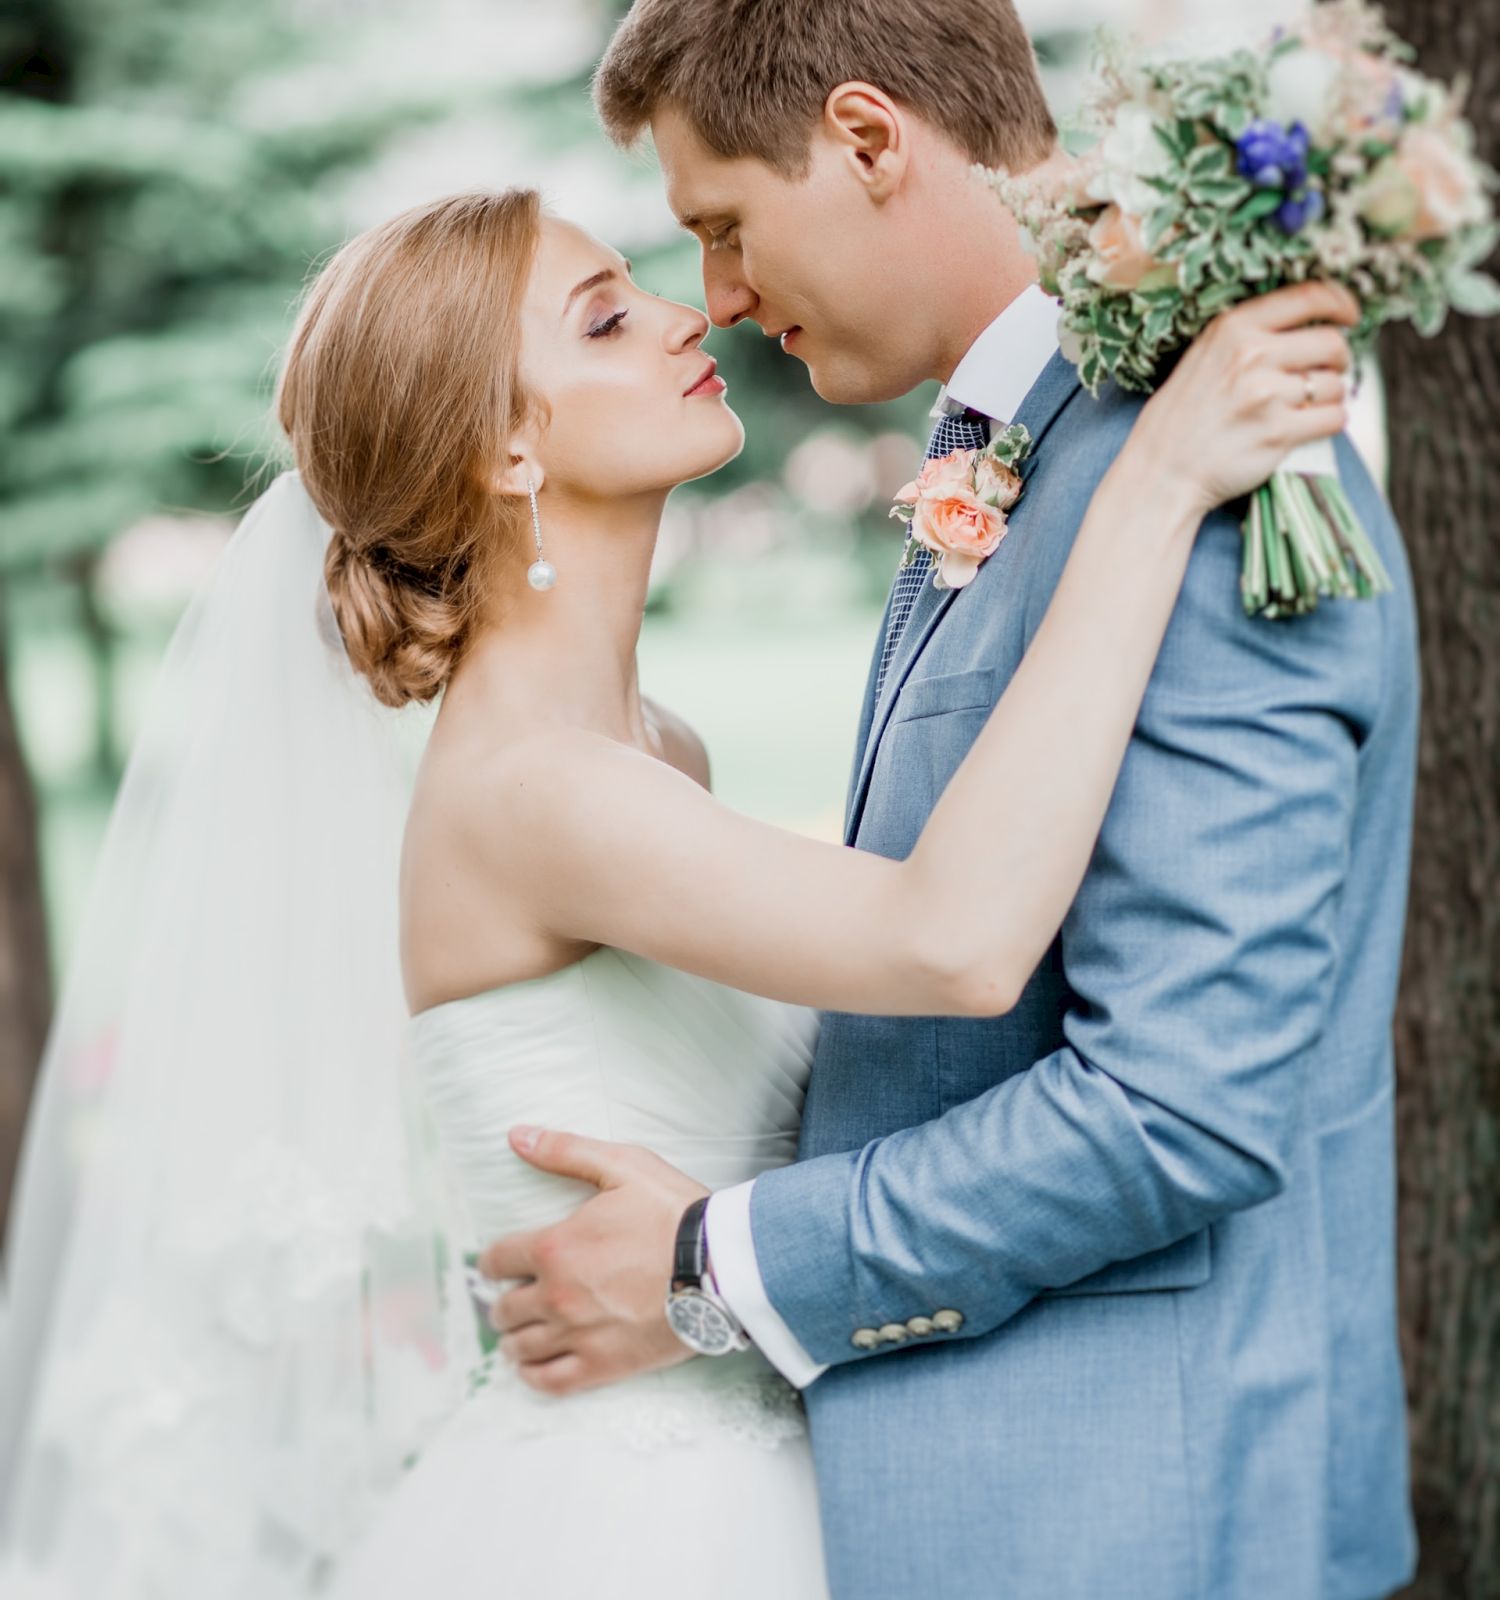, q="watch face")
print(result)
[666,1292,738,1356]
